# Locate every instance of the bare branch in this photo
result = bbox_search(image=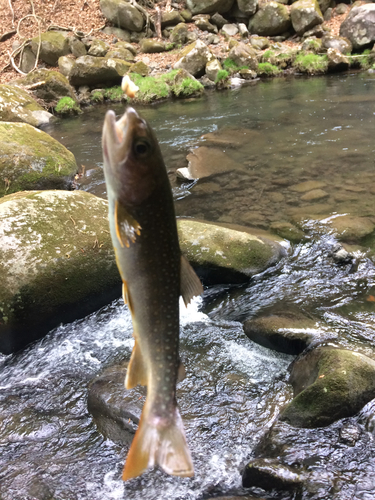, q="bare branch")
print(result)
[8,0,15,27]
